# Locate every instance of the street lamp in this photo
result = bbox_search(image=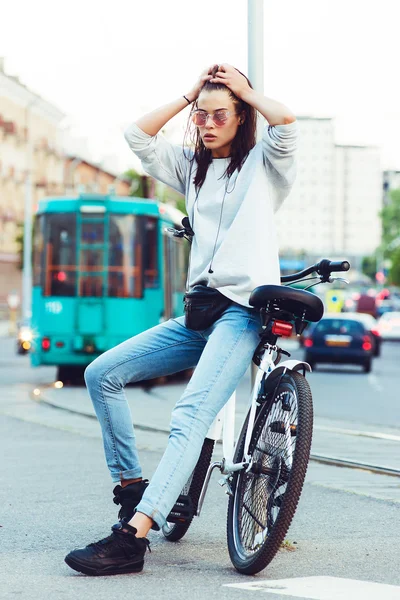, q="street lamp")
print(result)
[248,0,264,140]
[248,0,264,389]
